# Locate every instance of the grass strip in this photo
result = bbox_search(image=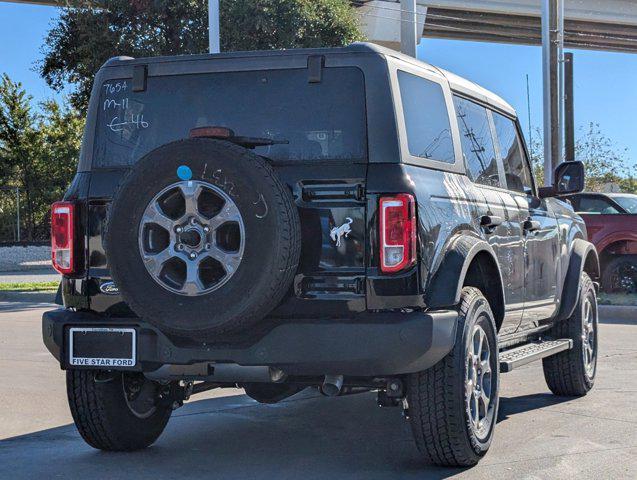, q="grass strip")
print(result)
[0,281,60,292]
